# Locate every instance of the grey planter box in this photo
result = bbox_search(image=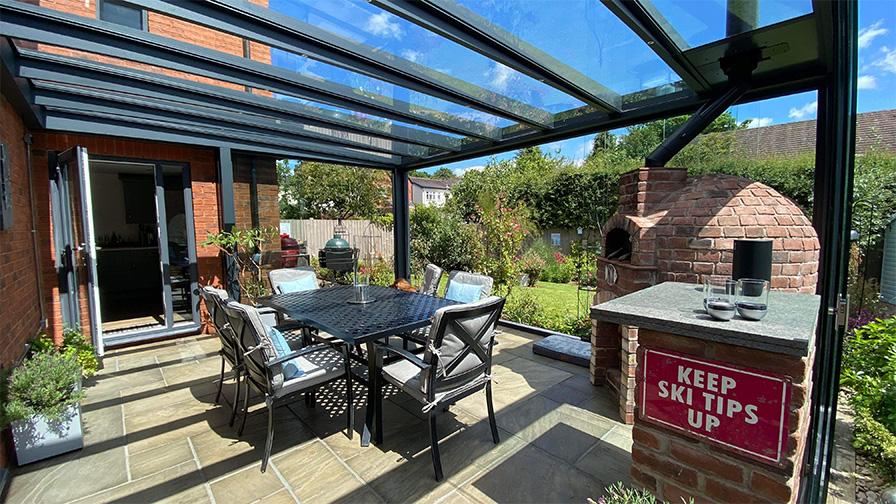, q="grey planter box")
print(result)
[11,402,84,465]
